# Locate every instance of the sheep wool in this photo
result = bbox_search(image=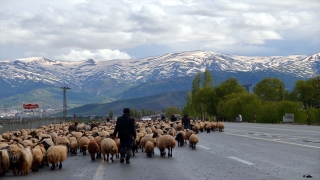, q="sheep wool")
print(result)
[31,145,44,172]
[46,145,67,170]
[78,136,90,155]
[189,134,199,150]
[145,141,154,158]
[217,122,225,132]
[12,146,33,175]
[0,147,10,176]
[101,138,118,162]
[88,140,100,161]
[153,133,176,157]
